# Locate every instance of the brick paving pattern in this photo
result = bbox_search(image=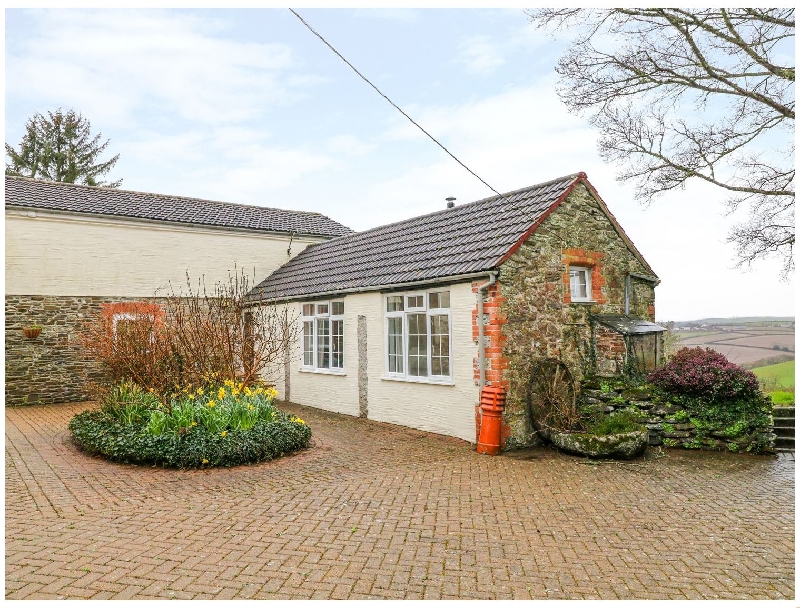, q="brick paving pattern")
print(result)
[6,402,795,600]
